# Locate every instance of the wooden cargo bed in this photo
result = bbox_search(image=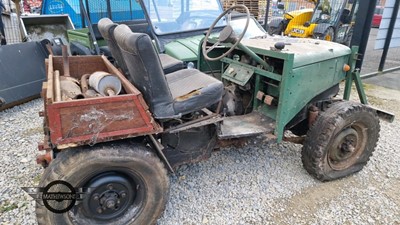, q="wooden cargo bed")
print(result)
[42,55,161,149]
